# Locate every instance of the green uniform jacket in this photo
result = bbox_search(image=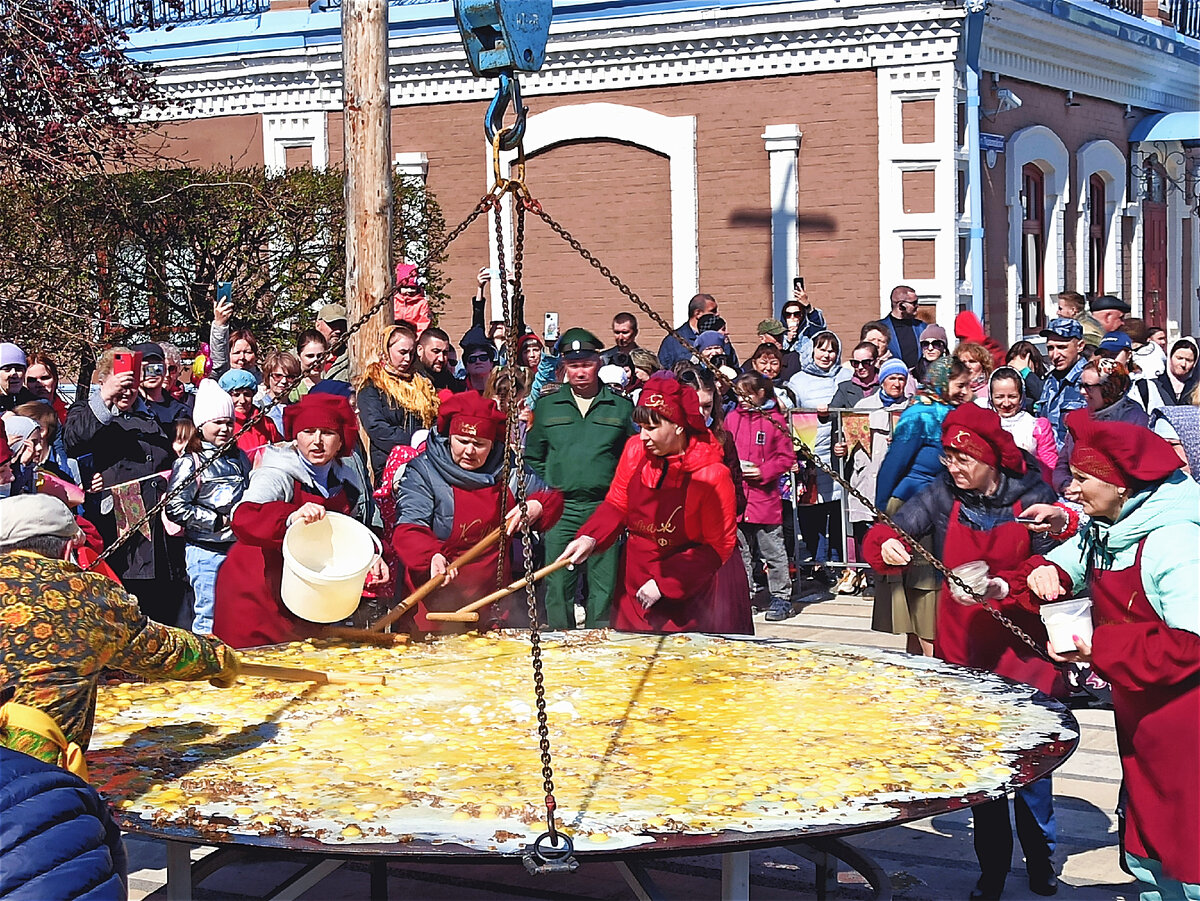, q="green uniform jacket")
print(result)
[526,385,634,501]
